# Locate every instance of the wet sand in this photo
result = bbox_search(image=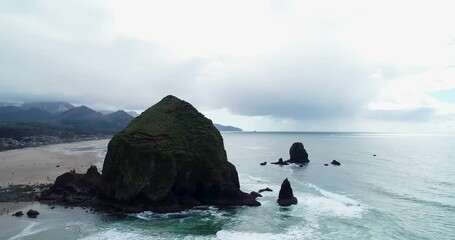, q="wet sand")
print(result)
[0,202,32,216]
[0,139,109,187]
